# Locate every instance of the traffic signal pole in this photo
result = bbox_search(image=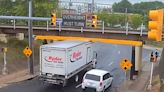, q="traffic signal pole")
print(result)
[28,0,34,74]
